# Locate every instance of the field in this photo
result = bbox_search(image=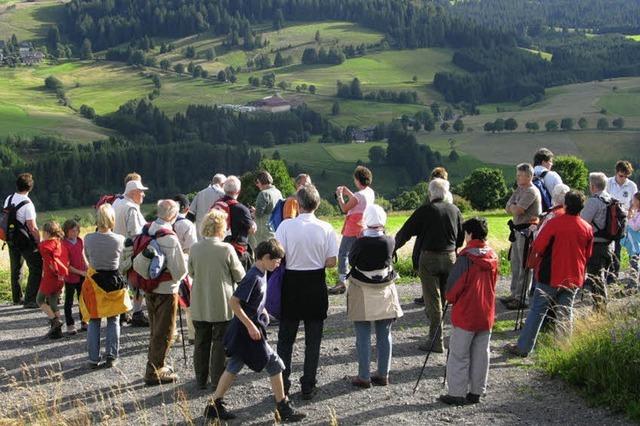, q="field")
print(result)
[0,0,63,41]
[518,47,553,61]
[597,87,640,117]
